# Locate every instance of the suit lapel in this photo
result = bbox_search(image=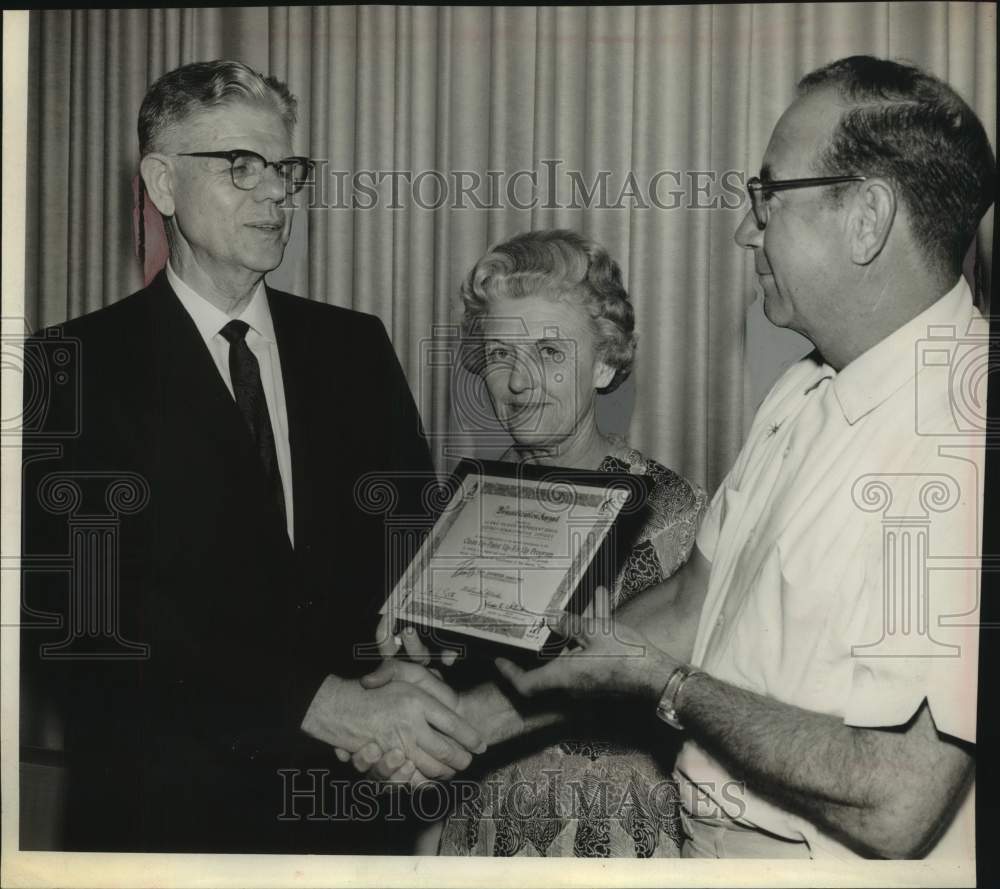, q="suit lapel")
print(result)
[147,273,253,447]
[145,272,293,553]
